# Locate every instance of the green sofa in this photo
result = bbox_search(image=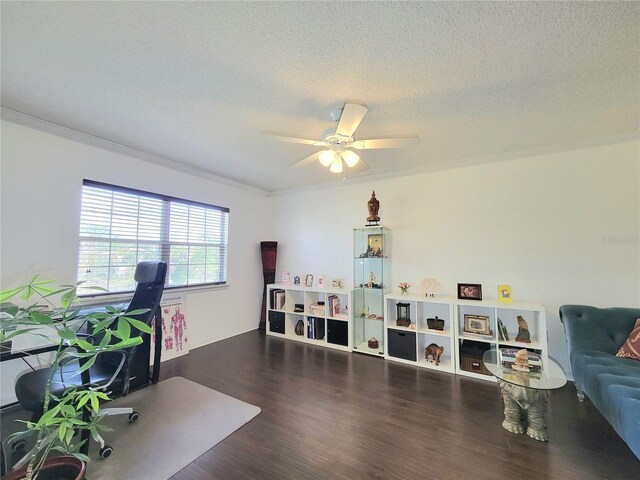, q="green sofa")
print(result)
[560,305,640,459]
